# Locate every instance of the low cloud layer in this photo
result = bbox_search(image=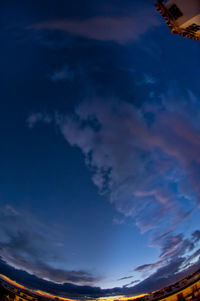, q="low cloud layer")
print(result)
[2,0,200,297]
[0,206,199,297]
[0,206,98,286]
